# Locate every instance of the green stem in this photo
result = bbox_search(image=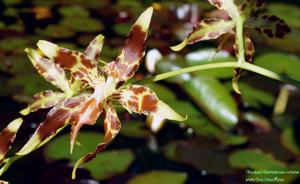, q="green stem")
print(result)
[0,156,21,176]
[136,62,300,87]
[236,15,246,65]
